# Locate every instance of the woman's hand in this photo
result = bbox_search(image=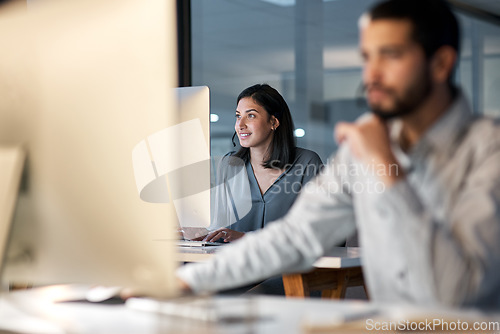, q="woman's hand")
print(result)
[203,228,245,243]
